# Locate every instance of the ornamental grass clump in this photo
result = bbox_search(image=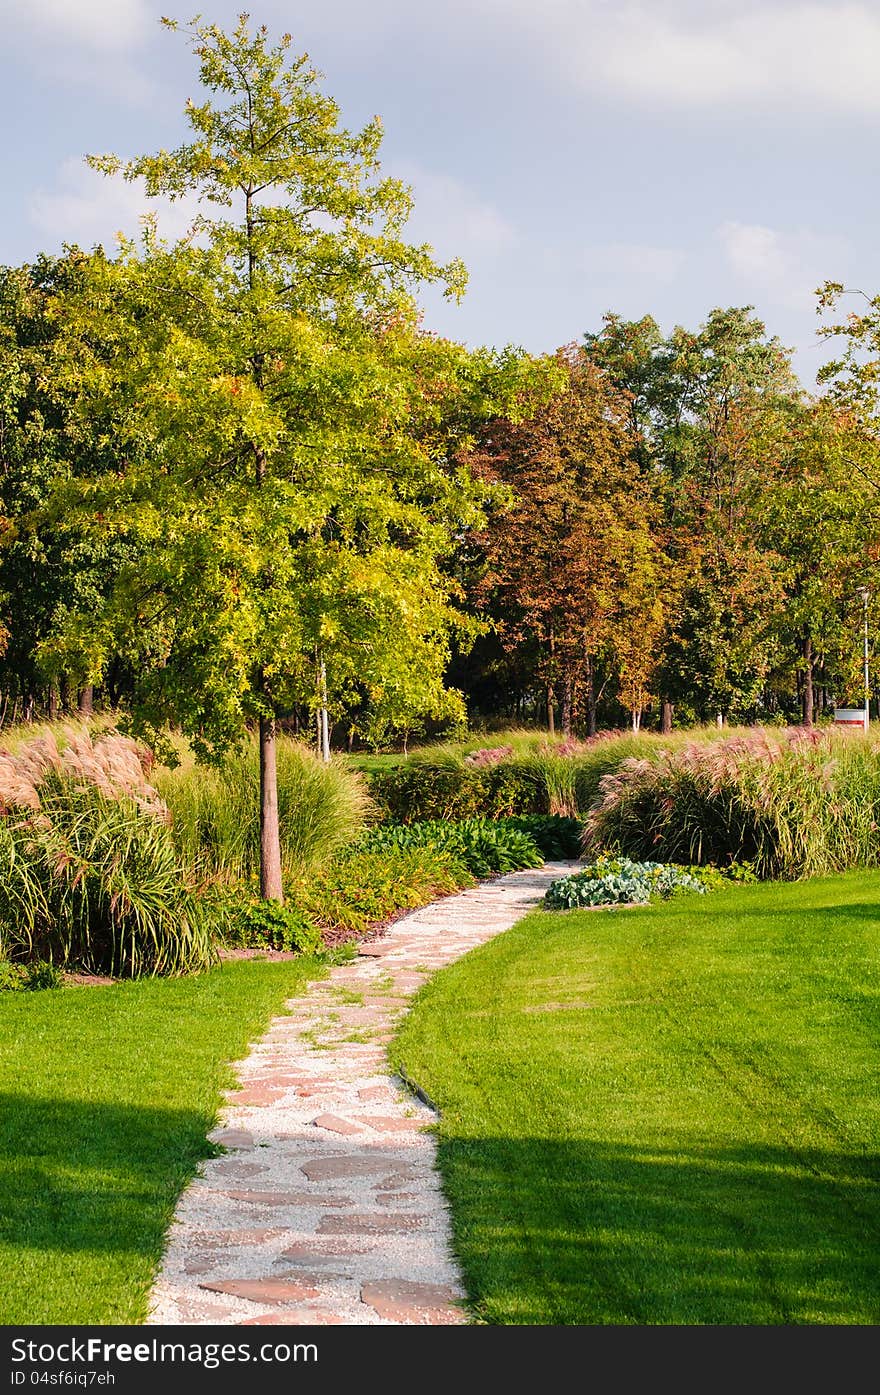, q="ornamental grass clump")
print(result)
[544,856,710,909]
[585,727,880,879]
[0,772,213,977]
[157,737,370,880]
